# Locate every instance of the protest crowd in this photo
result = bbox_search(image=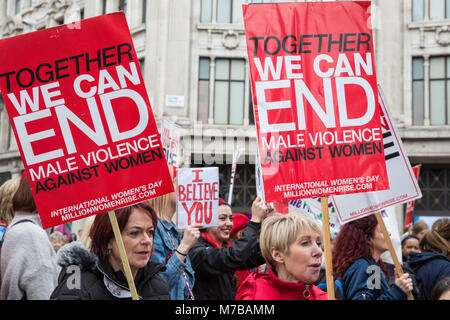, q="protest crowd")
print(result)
[0,172,448,301]
[0,2,449,303]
